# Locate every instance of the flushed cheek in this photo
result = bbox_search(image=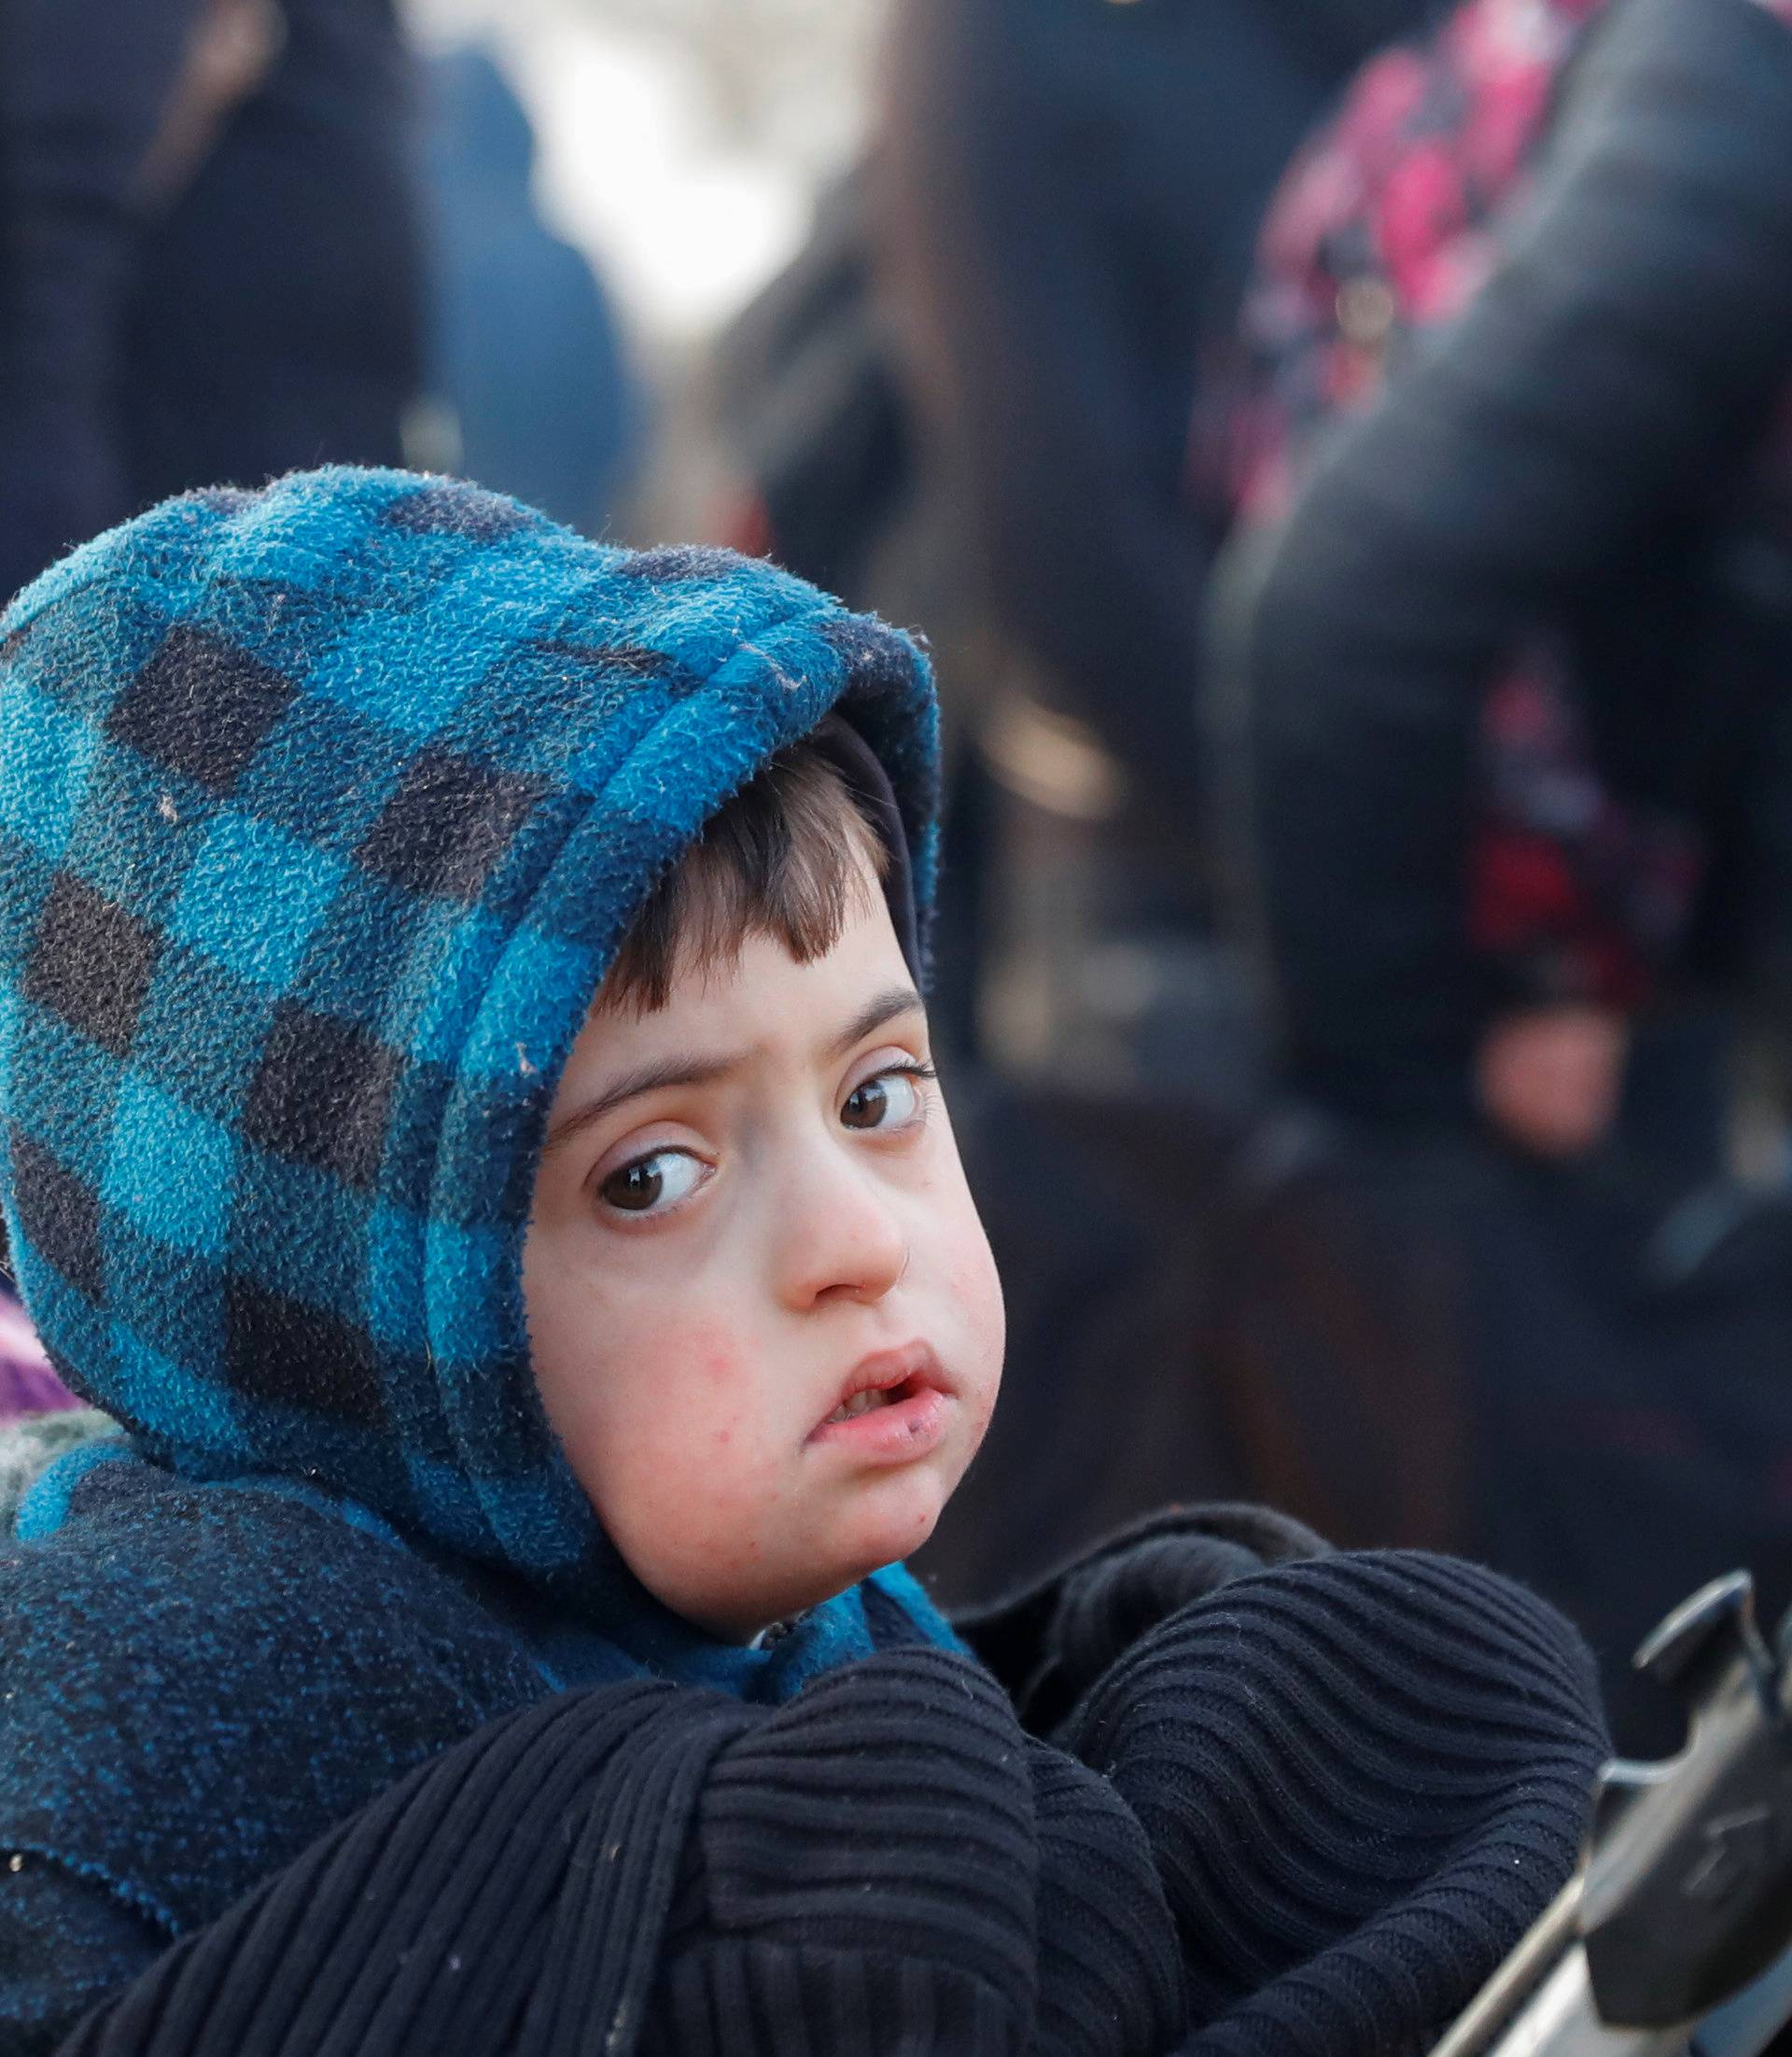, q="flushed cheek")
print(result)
[658,1317,744,1388]
[577,1316,772,1493]
[619,1319,761,1442]
[653,1353,784,1490]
